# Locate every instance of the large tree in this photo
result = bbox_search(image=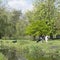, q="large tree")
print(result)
[26,0,57,40]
